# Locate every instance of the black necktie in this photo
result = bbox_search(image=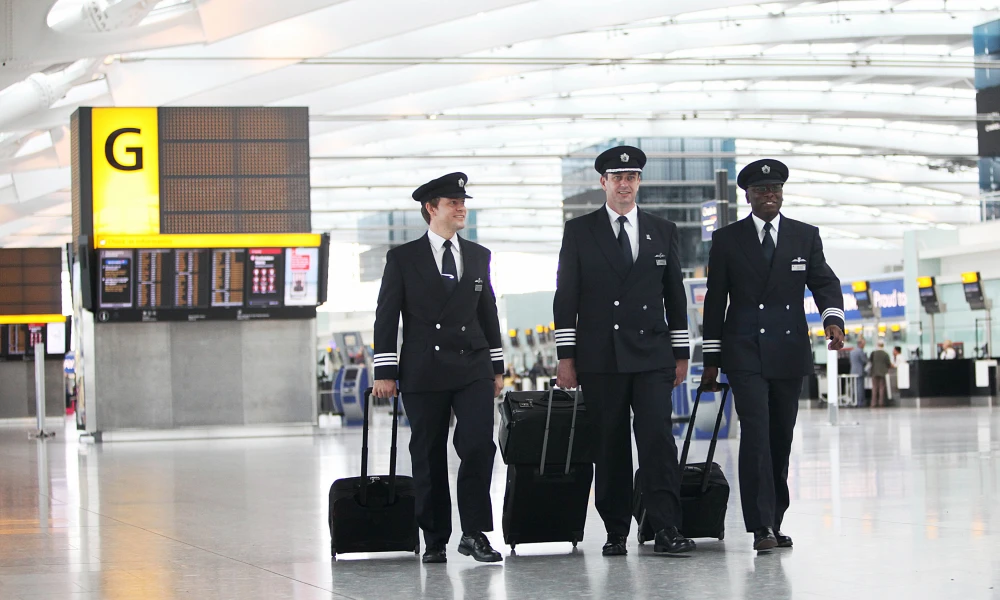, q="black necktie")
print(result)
[617,215,633,269]
[441,239,458,293]
[761,222,775,265]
